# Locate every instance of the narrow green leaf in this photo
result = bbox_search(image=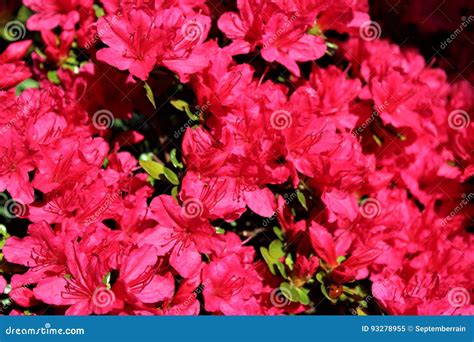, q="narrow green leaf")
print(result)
[275,261,287,279]
[163,167,179,185]
[284,254,294,271]
[273,226,284,240]
[296,190,308,210]
[170,99,199,120]
[170,148,184,169]
[144,82,156,109]
[171,186,178,199]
